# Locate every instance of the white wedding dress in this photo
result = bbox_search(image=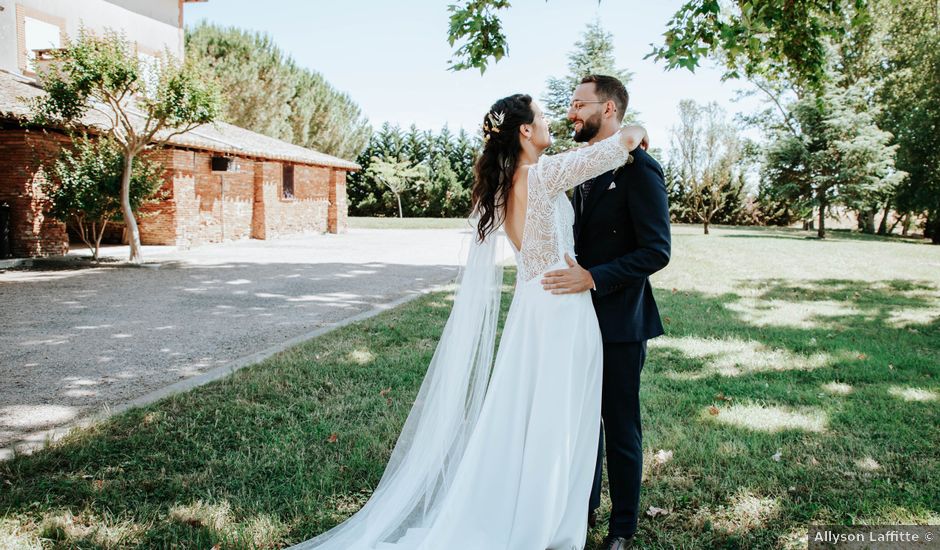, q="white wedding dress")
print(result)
[290,132,632,550]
